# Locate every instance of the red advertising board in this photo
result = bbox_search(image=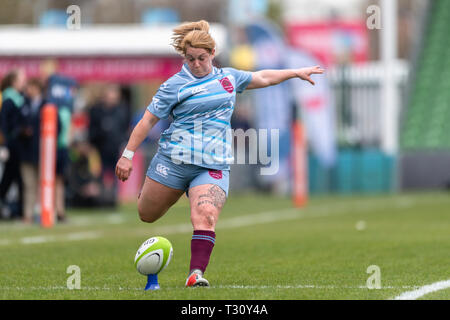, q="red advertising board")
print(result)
[0,56,182,83]
[285,21,369,67]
